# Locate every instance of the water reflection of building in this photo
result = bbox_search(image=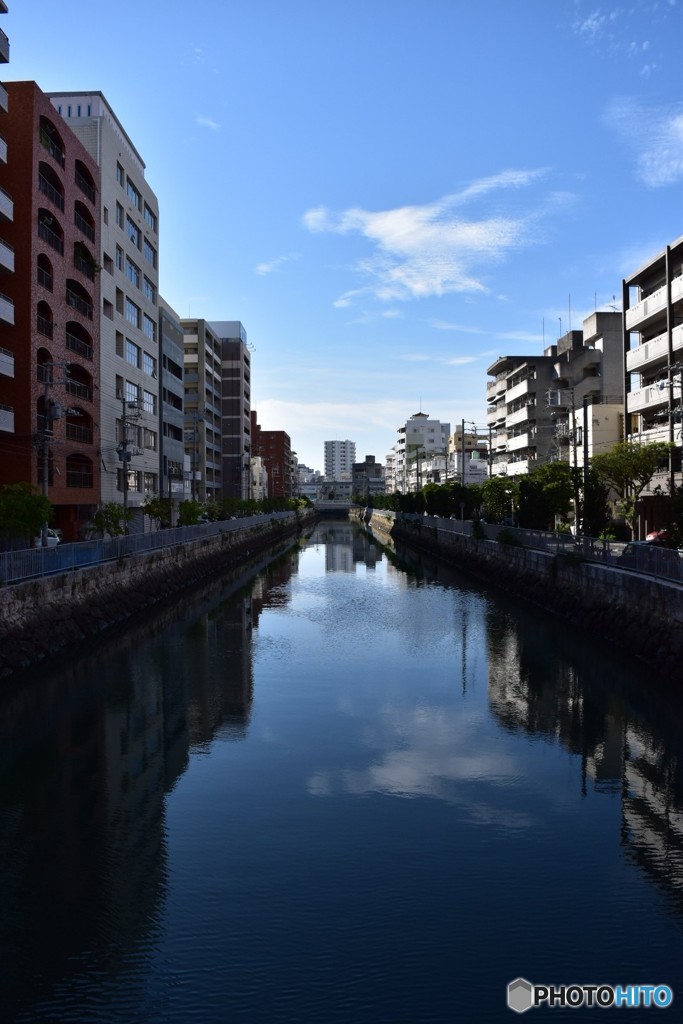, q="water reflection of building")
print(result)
[485,606,683,912]
[309,523,383,573]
